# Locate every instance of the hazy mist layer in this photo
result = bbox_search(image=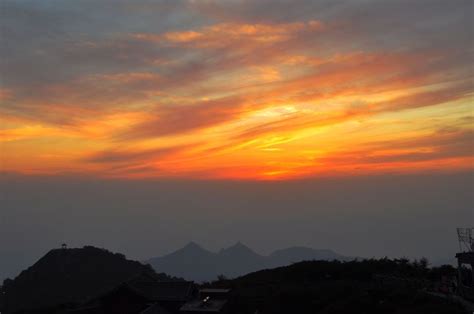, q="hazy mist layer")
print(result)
[0,171,472,281]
